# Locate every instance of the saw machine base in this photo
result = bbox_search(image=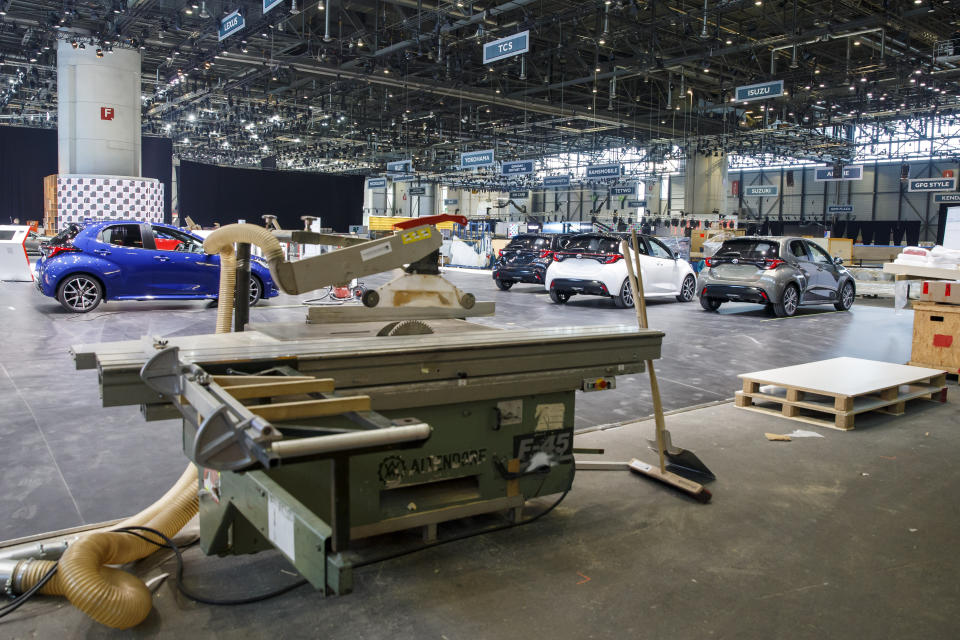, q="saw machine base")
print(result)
[72,324,663,596]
